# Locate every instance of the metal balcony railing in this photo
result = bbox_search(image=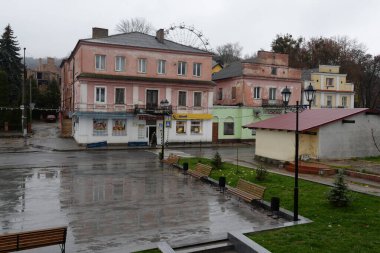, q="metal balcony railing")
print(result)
[261,99,284,107]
